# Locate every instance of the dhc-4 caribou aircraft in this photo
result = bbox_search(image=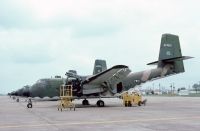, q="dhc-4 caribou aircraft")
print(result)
[10,34,192,107]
